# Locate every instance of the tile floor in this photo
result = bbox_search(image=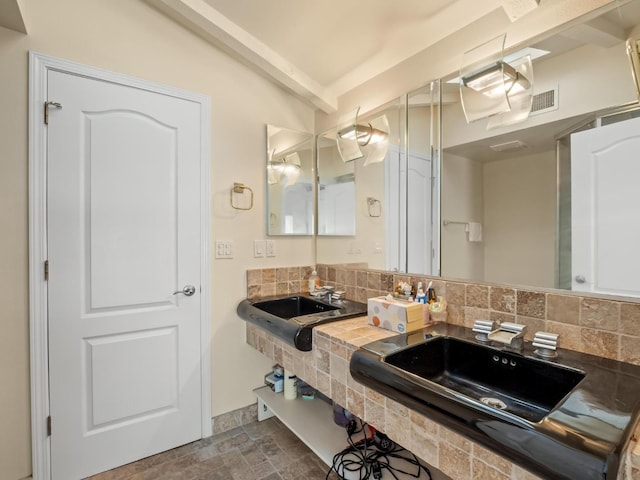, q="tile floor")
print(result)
[86,417,334,480]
